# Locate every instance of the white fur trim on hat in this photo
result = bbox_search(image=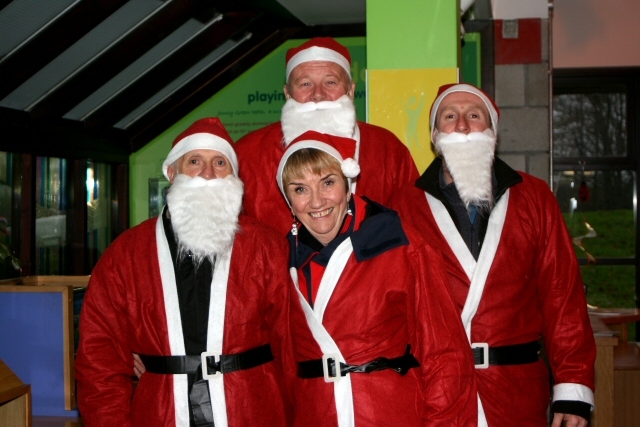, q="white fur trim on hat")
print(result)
[286,46,351,81]
[162,133,239,180]
[276,140,358,207]
[340,158,360,178]
[429,84,499,140]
